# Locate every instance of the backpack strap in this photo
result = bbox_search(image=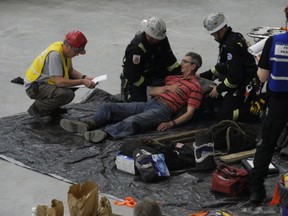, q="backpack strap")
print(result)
[219,120,246,152]
[226,125,246,152]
